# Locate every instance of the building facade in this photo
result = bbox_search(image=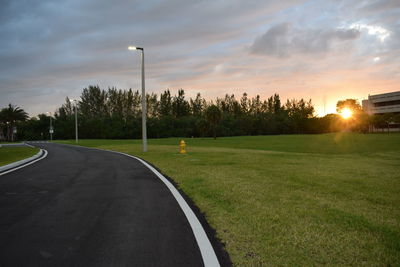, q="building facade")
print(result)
[362,91,400,132]
[362,91,400,115]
